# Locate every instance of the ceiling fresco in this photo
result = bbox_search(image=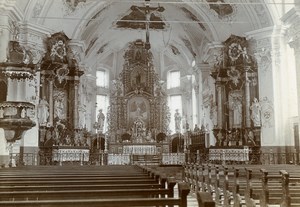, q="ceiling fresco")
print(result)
[9,0,277,76]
